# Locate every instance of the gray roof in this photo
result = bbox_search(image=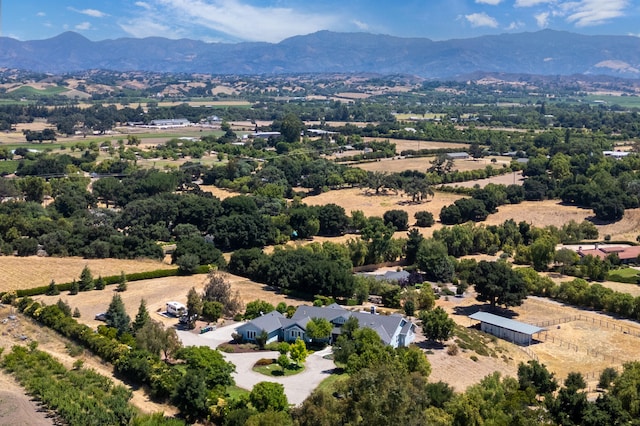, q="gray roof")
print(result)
[290,304,412,346]
[469,312,544,336]
[237,311,286,333]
